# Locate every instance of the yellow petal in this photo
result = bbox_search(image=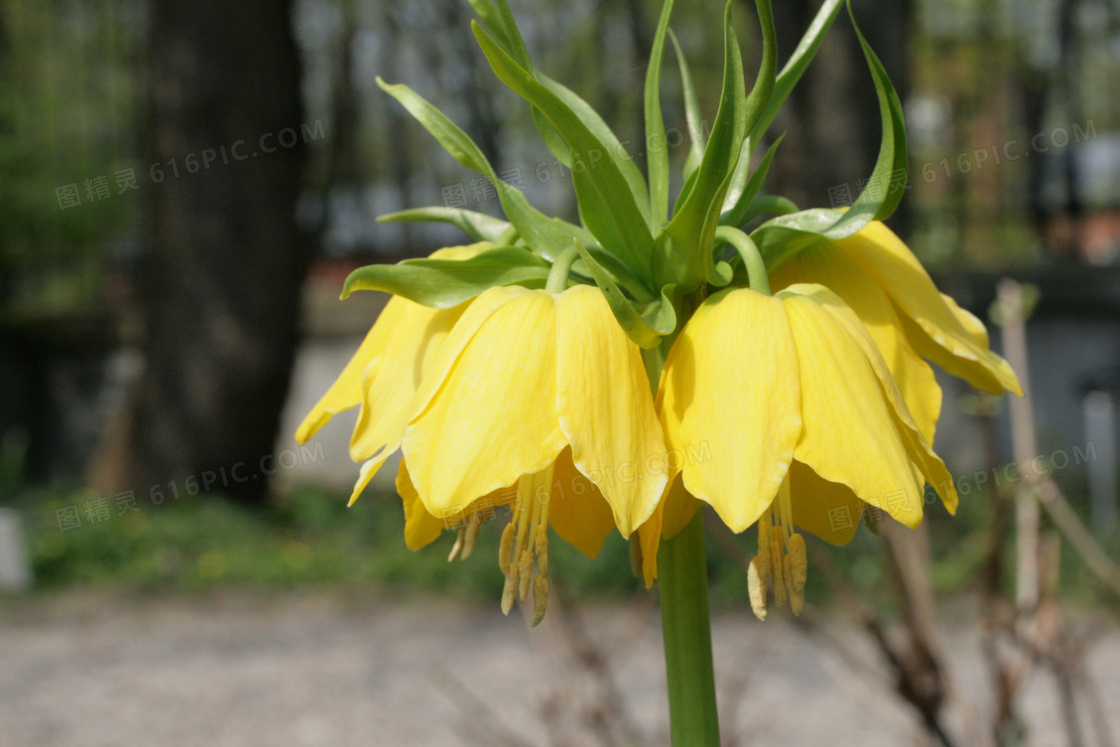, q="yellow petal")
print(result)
[941,292,989,347]
[346,285,525,501]
[402,289,567,517]
[396,458,444,551]
[349,297,467,460]
[836,222,1021,396]
[295,318,384,445]
[300,243,491,446]
[547,447,617,558]
[661,289,802,533]
[780,287,924,528]
[793,283,959,516]
[771,244,942,445]
[789,461,863,546]
[554,285,667,537]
